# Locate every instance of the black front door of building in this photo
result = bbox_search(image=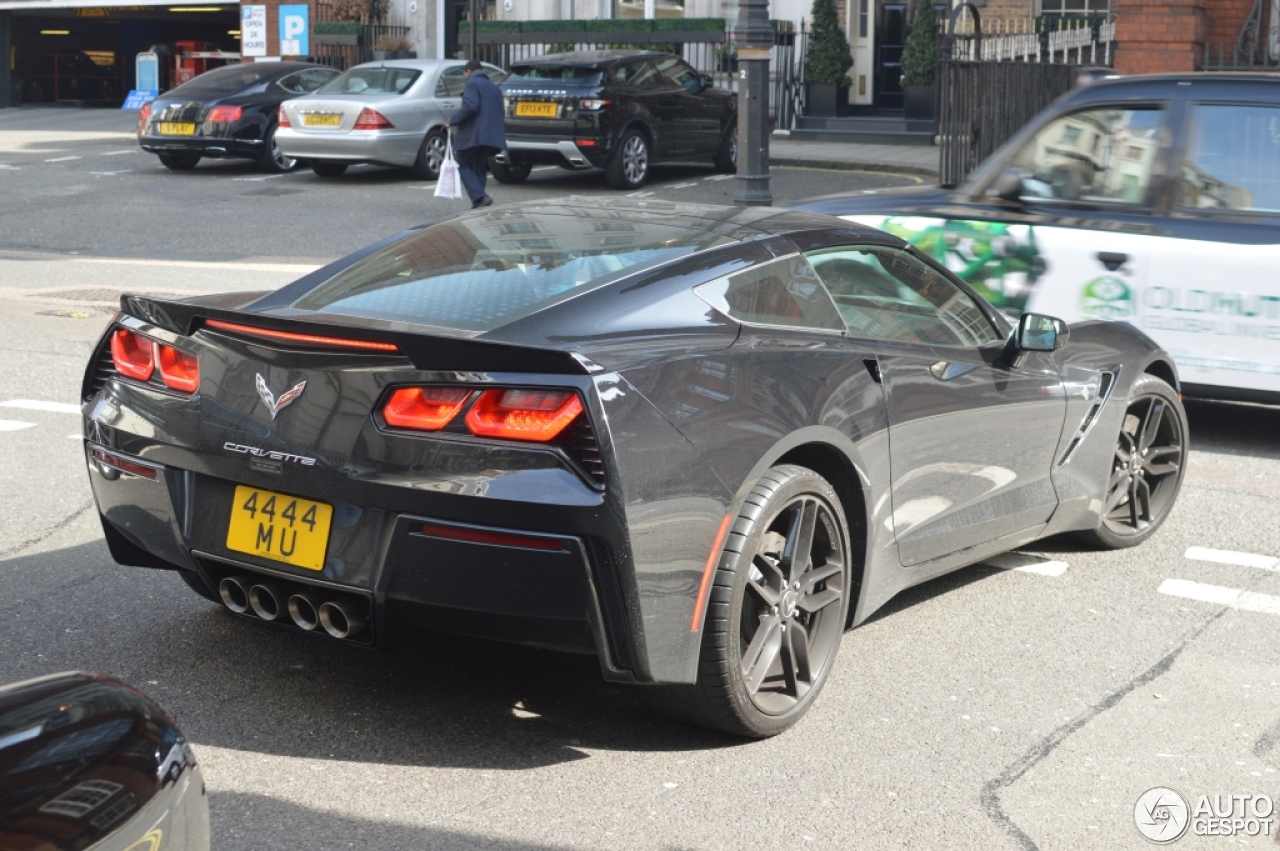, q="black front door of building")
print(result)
[875,1,906,110]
